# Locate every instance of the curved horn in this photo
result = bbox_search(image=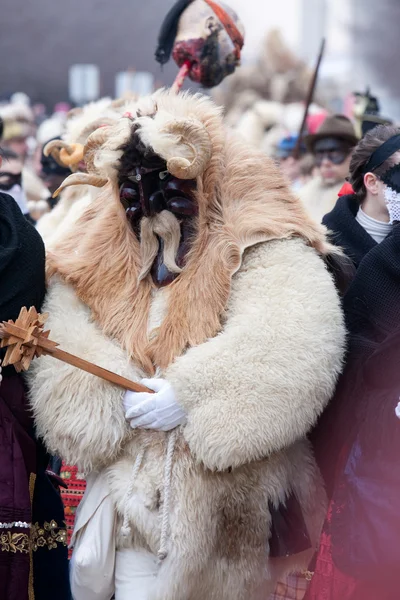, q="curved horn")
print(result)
[44,139,73,157]
[43,139,74,167]
[53,173,108,198]
[161,118,212,180]
[83,126,111,173]
[67,106,84,119]
[59,143,84,167]
[79,117,116,143]
[83,127,108,173]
